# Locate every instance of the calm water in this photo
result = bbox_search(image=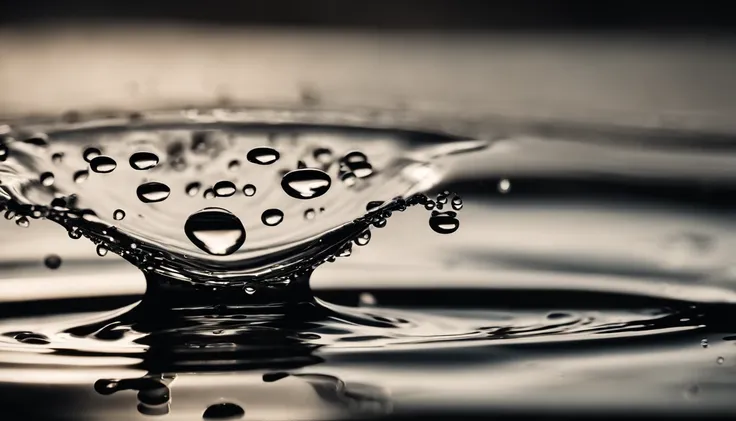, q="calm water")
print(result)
[2,109,736,420]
